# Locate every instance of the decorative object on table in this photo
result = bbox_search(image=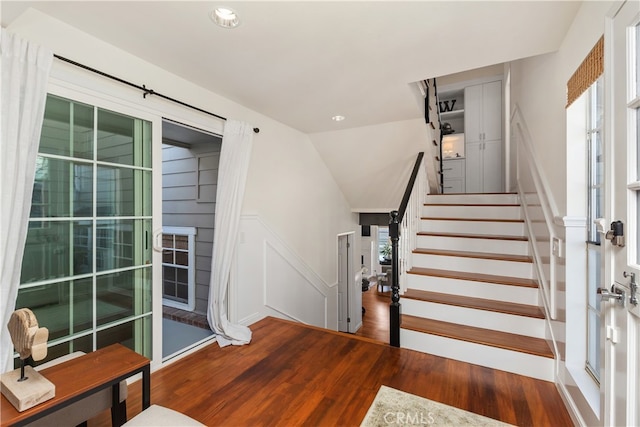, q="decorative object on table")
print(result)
[0,308,55,412]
